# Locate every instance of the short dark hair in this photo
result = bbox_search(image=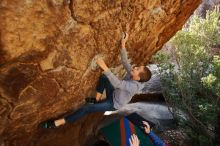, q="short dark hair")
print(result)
[139,66,152,82]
